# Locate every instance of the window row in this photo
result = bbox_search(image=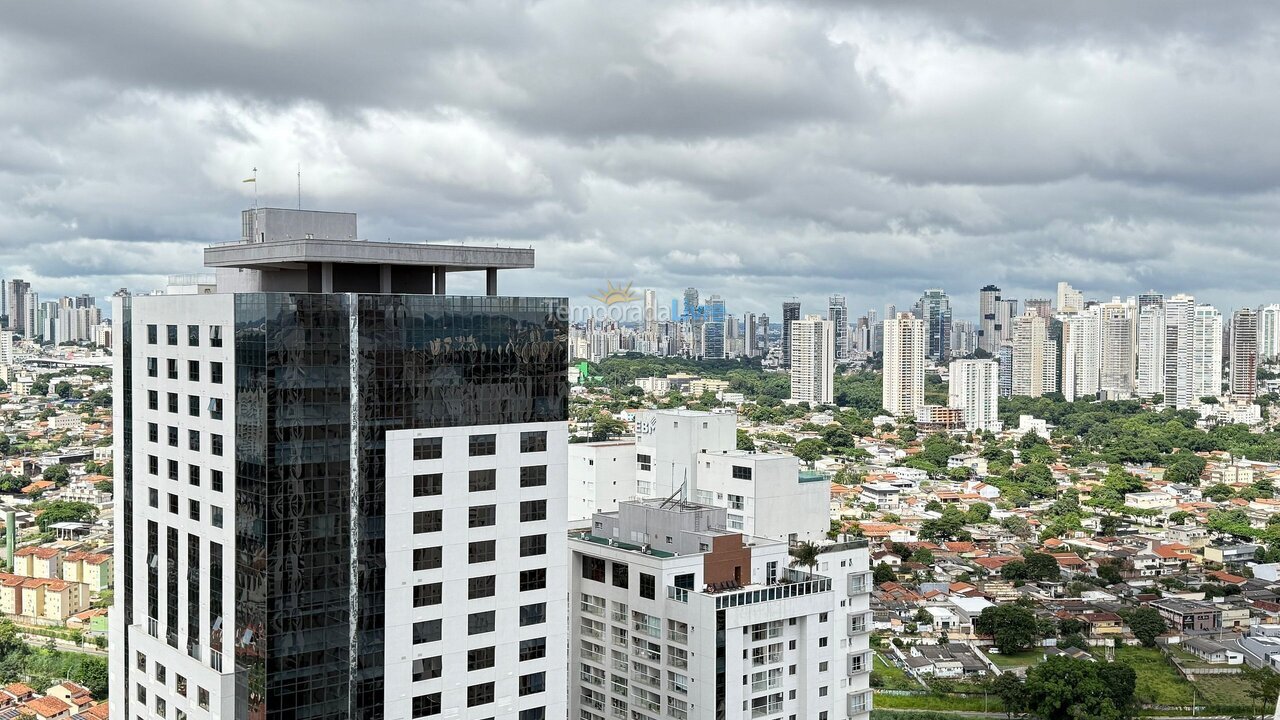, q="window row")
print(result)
[412,430,548,461]
[411,570,546,607]
[147,490,224,528]
[145,359,224,385]
[146,389,224,415]
[411,501,546,533]
[146,458,224,491]
[412,465,546,497]
[146,324,223,348]
[411,604,547,645]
